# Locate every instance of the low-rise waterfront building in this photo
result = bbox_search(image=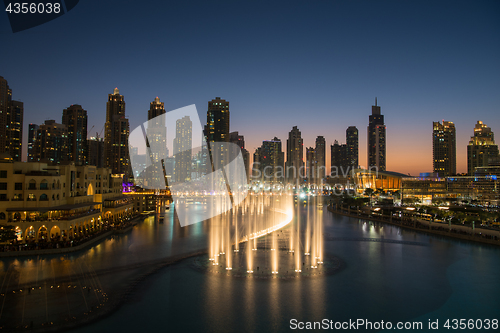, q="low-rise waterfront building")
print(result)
[0,153,134,242]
